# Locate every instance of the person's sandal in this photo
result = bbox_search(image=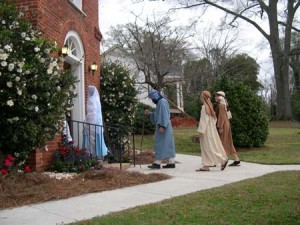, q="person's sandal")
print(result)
[221,160,228,171]
[196,167,210,172]
[229,161,241,166]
